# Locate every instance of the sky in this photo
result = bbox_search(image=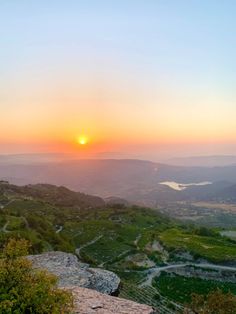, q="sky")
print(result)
[1,0,236,160]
